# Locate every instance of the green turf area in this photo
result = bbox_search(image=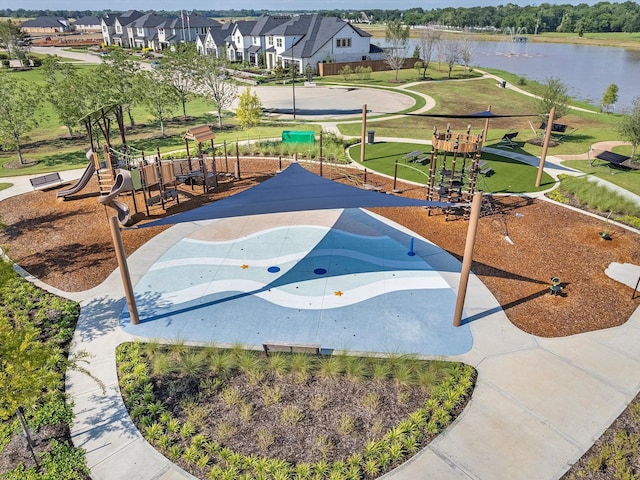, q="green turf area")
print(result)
[350,142,554,194]
[561,159,640,197]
